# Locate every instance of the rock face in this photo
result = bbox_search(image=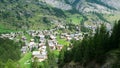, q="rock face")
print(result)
[40,0,72,10]
[76,1,111,14]
[40,0,120,13]
[69,0,119,13]
[101,0,120,10]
